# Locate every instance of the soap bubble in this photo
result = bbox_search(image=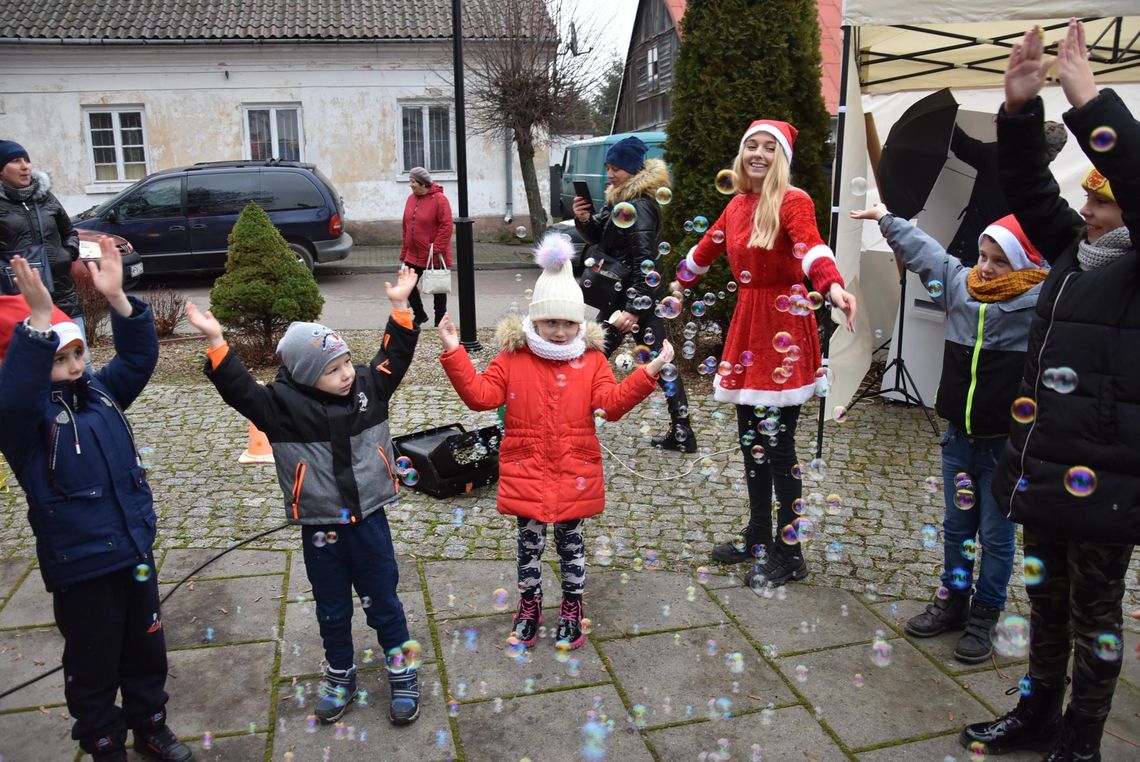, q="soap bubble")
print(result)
[850,176,868,196]
[926,280,944,298]
[715,169,737,194]
[693,215,710,233]
[1064,466,1097,497]
[1090,126,1117,153]
[1042,366,1078,394]
[655,187,673,205]
[515,225,527,239]
[612,202,638,229]
[133,563,152,582]
[1011,397,1037,424]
